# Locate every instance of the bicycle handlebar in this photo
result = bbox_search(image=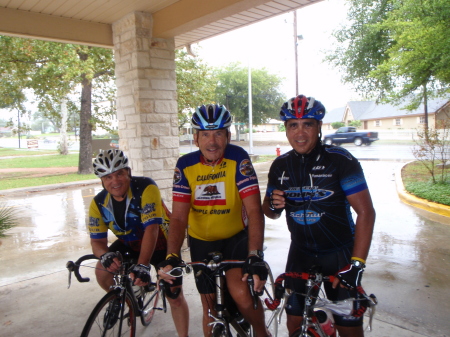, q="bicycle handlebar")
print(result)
[188,258,261,309]
[66,254,98,288]
[265,271,377,318]
[264,271,336,310]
